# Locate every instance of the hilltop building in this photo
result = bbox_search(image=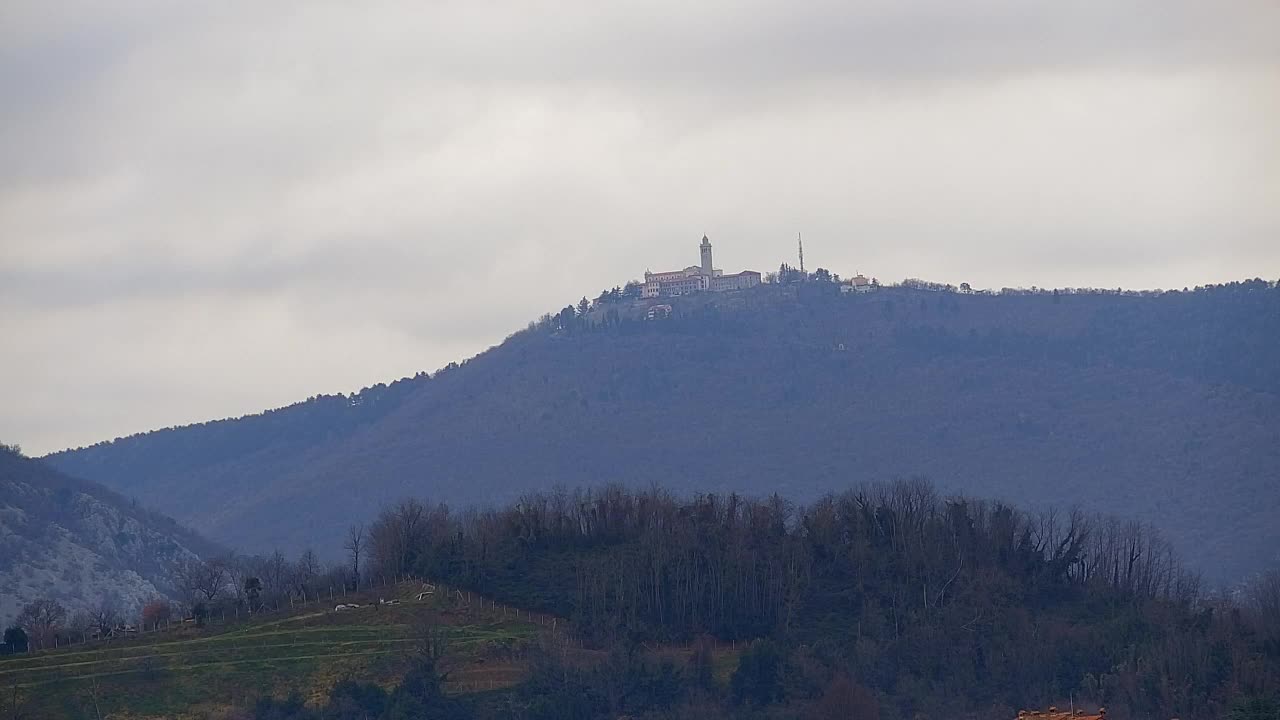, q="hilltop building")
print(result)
[642,236,762,298]
[840,274,875,294]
